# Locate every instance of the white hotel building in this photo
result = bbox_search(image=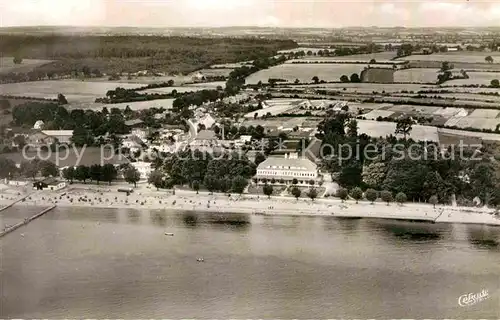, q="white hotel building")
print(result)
[255,156,318,185]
